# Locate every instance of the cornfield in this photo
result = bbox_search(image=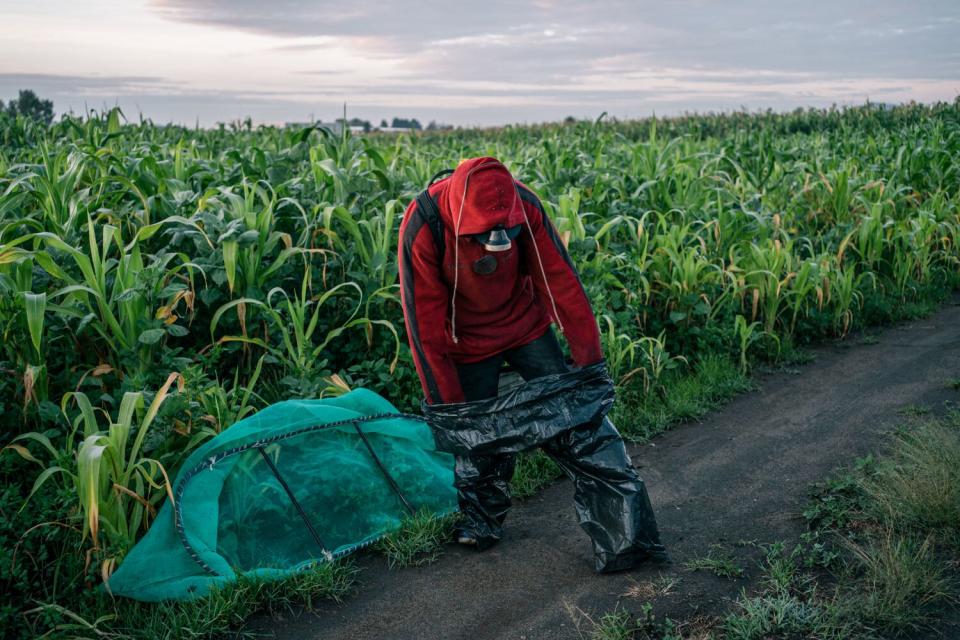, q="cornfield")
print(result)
[1,100,959,632]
